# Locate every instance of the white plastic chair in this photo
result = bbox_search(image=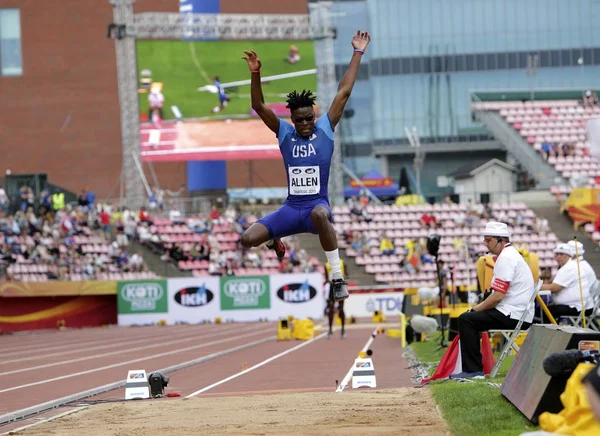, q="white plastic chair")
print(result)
[489,280,543,378]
